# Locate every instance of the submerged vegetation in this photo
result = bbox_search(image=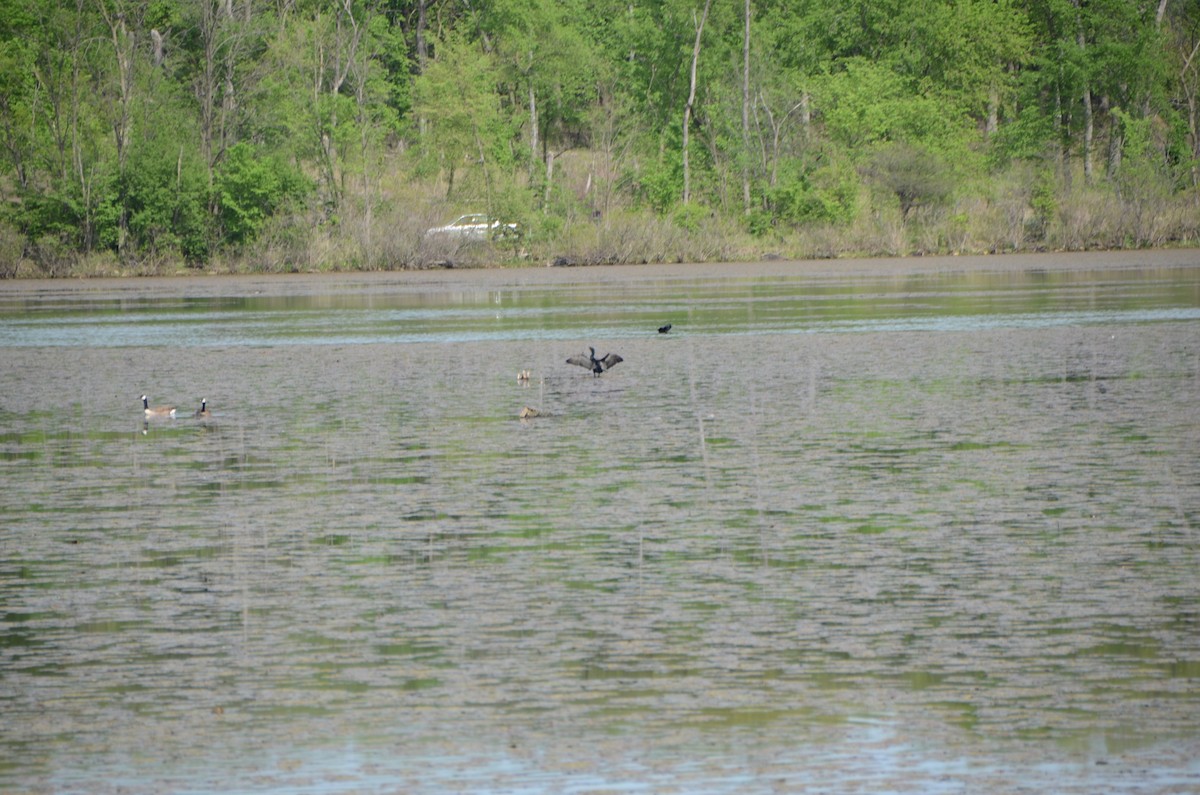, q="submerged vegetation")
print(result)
[1,0,1199,276]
